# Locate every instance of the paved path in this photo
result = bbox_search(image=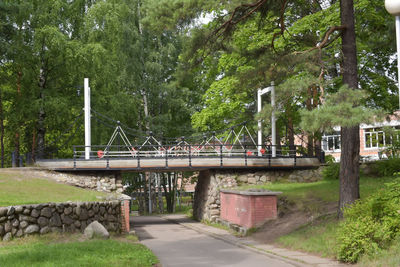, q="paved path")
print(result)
[132,215,303,267]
